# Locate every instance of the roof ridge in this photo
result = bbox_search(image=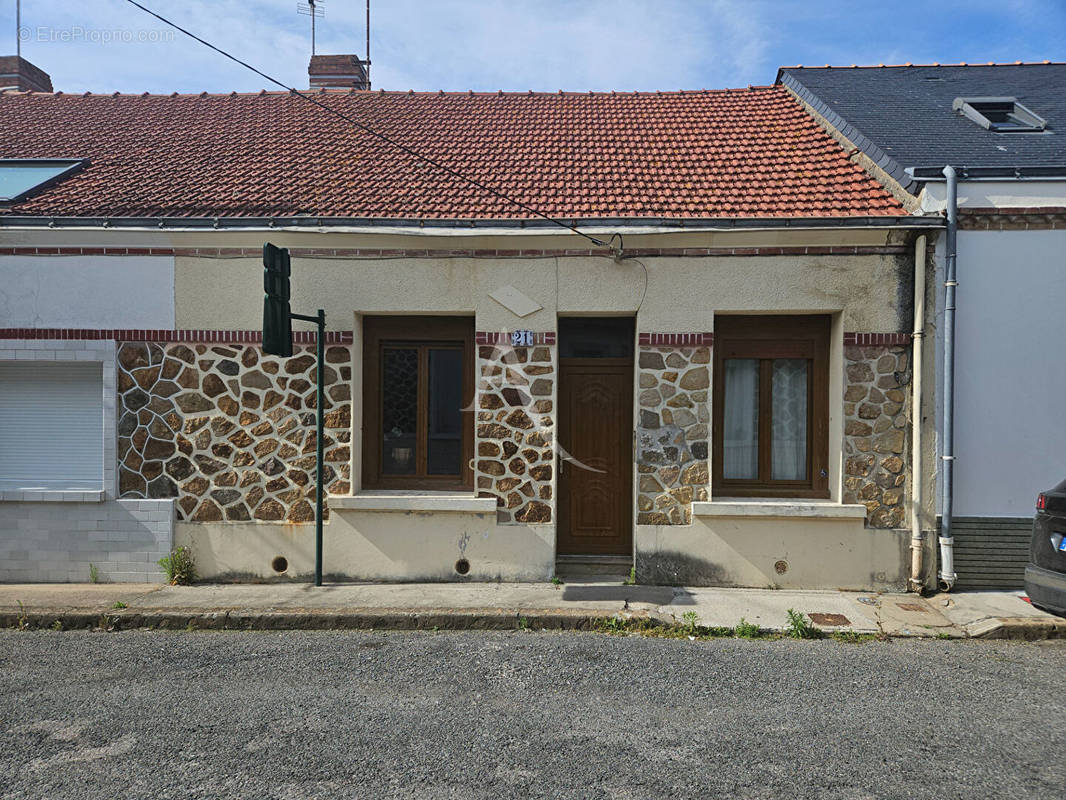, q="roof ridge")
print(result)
[0,86,786,99]
[781,60,1064,70]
